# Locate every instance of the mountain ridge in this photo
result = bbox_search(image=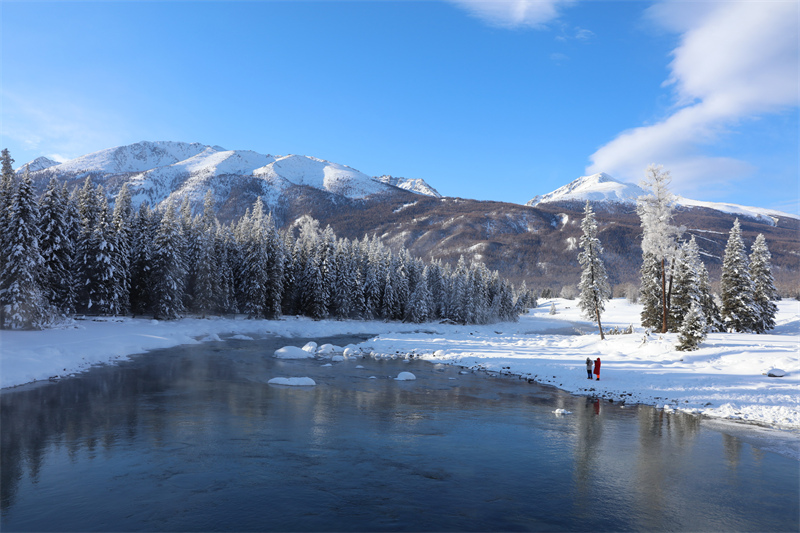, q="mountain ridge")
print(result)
[527,172,798,226]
